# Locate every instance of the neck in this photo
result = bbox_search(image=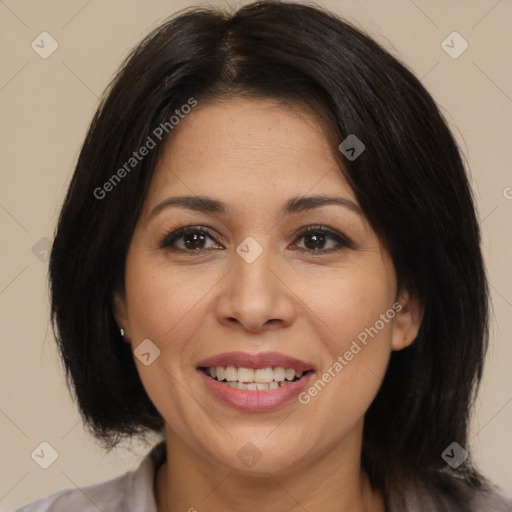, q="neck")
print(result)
[155,421,385,512]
